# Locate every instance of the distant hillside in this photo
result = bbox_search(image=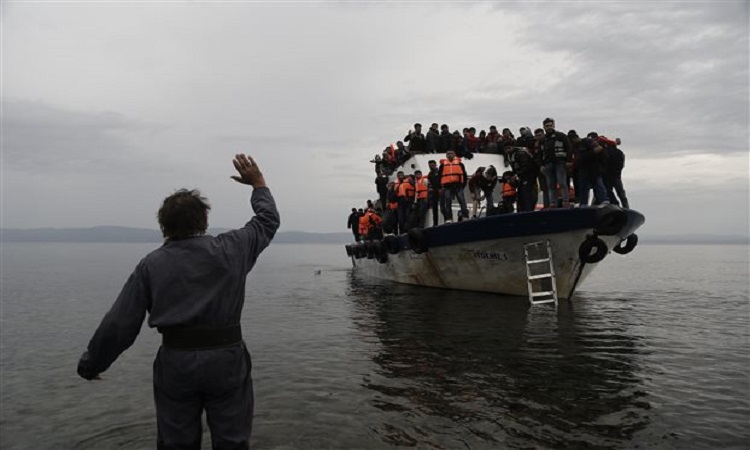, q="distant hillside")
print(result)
[0,227,352,244]
[0,227,746,245]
